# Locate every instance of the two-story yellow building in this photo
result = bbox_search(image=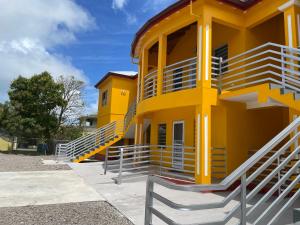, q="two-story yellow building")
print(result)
[61,0,300,185]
